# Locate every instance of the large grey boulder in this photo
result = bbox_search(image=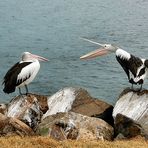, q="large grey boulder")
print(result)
[113,88,148,136]
[42,87,113,126]
[37,112,114,141]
